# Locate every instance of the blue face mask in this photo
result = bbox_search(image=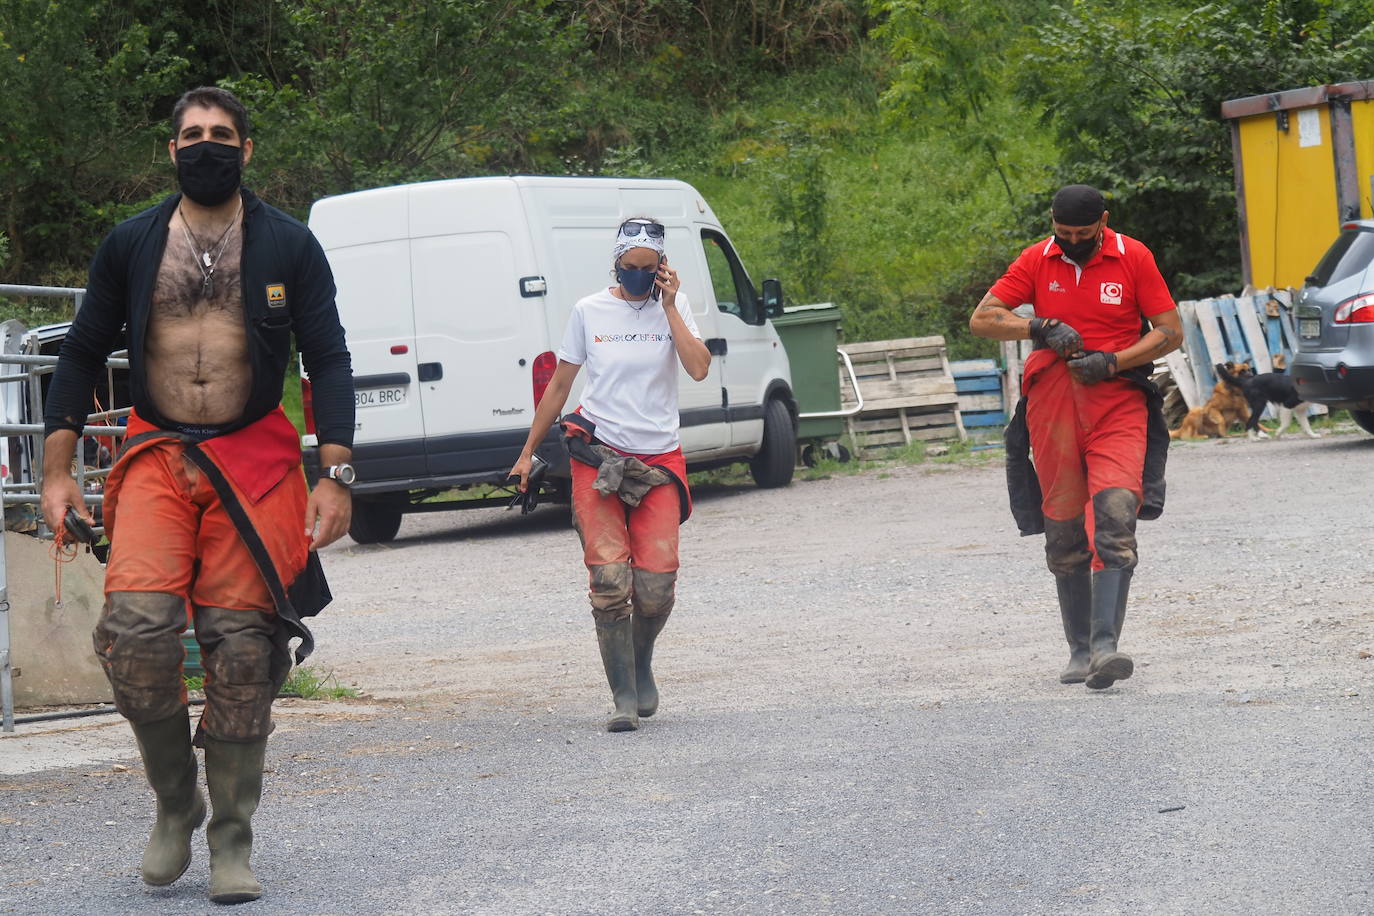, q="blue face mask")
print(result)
[616,264,657,299]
